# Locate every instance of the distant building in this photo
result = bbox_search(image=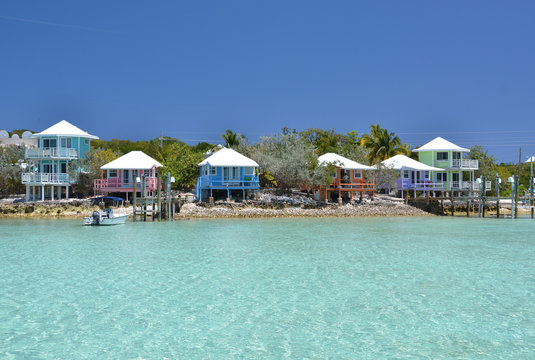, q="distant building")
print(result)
[94,151,163,200]
[0,130,37,147]
[196,147,259,202]
[21,120,98,201]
